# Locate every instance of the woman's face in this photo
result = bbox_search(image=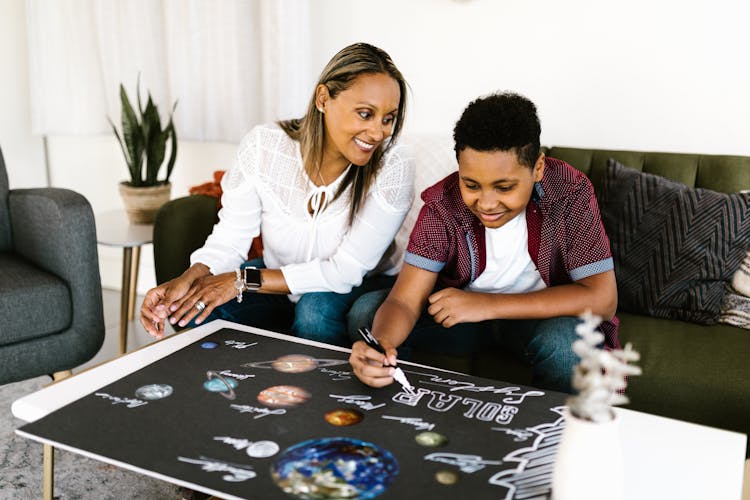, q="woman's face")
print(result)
[317,72,401,168]
[458,148,544,229]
